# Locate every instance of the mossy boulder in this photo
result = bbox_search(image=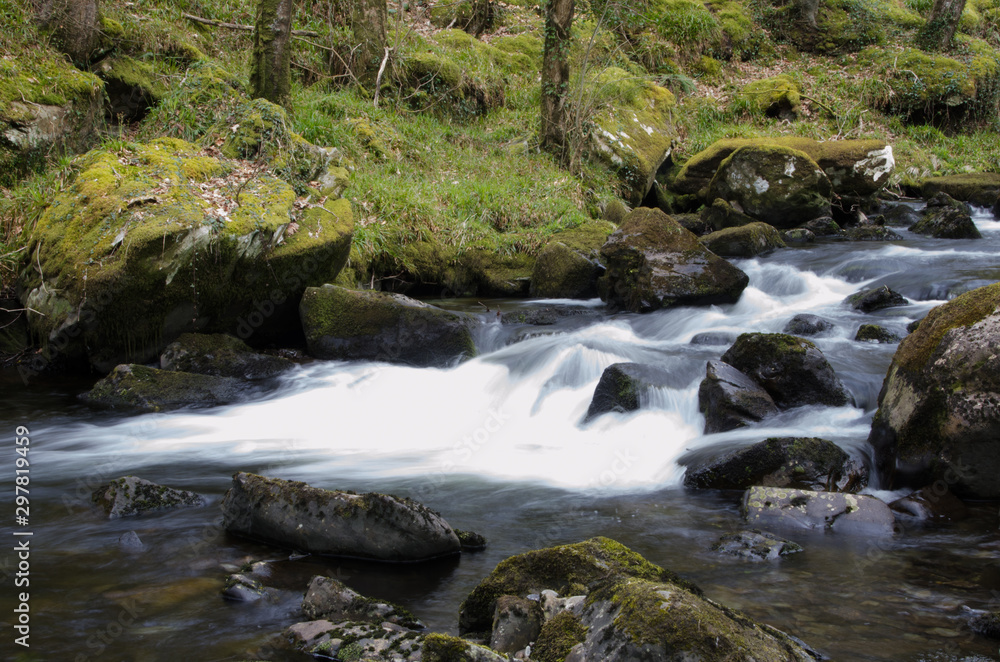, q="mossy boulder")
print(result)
[684,436,865,491]
[530,242,602,299]
[673,137,893,199]
[763,0,887,54]
[299,284,477,367]
[221,472,463,561]
[17,137,353,372]
[910,192,982,239]
[855,324,901,343]
[284,621,506,660]
[531,610,587,662]
[159,333,293,379]
[95,56,167,123]
[700,222,786,257]
[721,333,851,407]
[302,576,422,628]
[80,364,257,412]
[92,475,207,519]
[701,198,757,232]
[584,362,679,422]
[707,145,832,228]
[588,68,677,206]
[867,282,1000,498]
[399,49,504,119]
[489,595,544,654]
[698,360,778,433]
[458,536,699,635]
[736,75,801,119]
[847,285,908,312]
[598,208,749,312]
[920,173,1000,207]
